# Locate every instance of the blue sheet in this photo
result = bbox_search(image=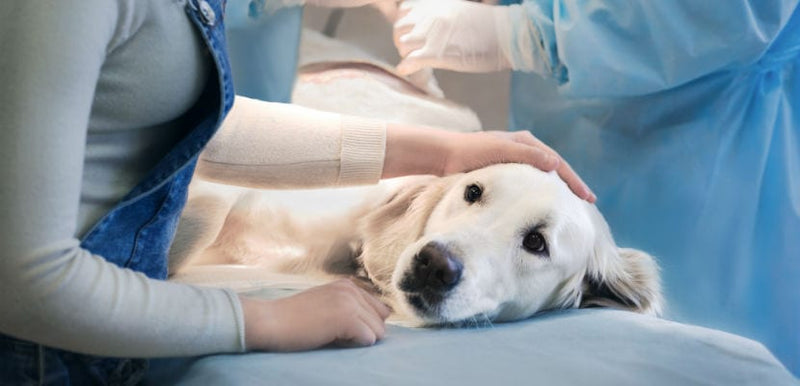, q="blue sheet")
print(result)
[144,286,797,385]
